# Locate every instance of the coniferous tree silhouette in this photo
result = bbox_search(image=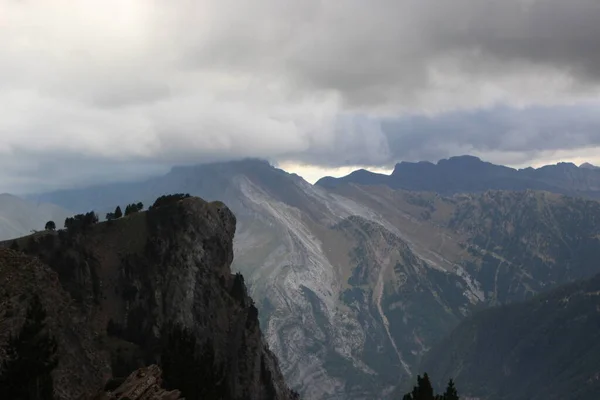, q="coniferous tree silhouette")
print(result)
[114,206,123,219]
[403,373,457,400]
[412,374,435,400]
[0,294,58,400]
[442,379,459,400]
